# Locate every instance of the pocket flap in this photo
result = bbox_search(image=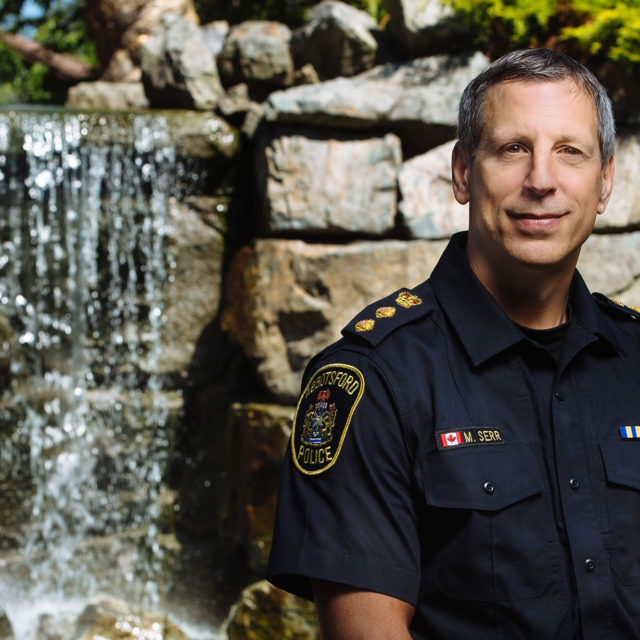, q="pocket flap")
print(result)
[601,440,640,491]
[421,445,543,511]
